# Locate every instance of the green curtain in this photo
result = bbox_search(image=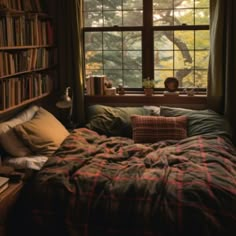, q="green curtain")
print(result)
[208,0,236,145]
[55,0,85,125]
